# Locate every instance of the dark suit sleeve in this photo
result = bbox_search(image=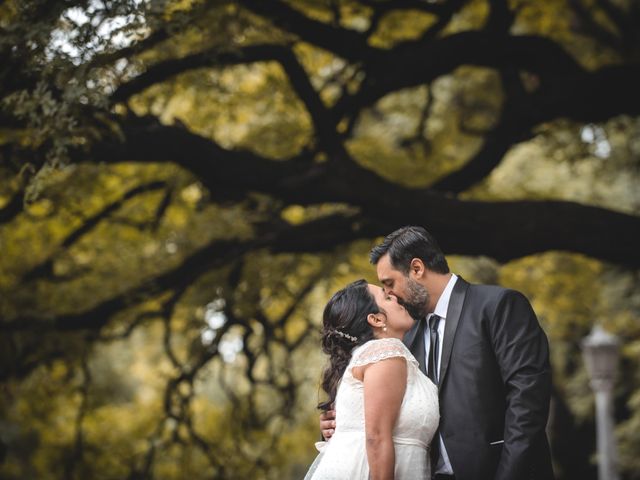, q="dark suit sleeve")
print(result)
[489,290,552,480]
